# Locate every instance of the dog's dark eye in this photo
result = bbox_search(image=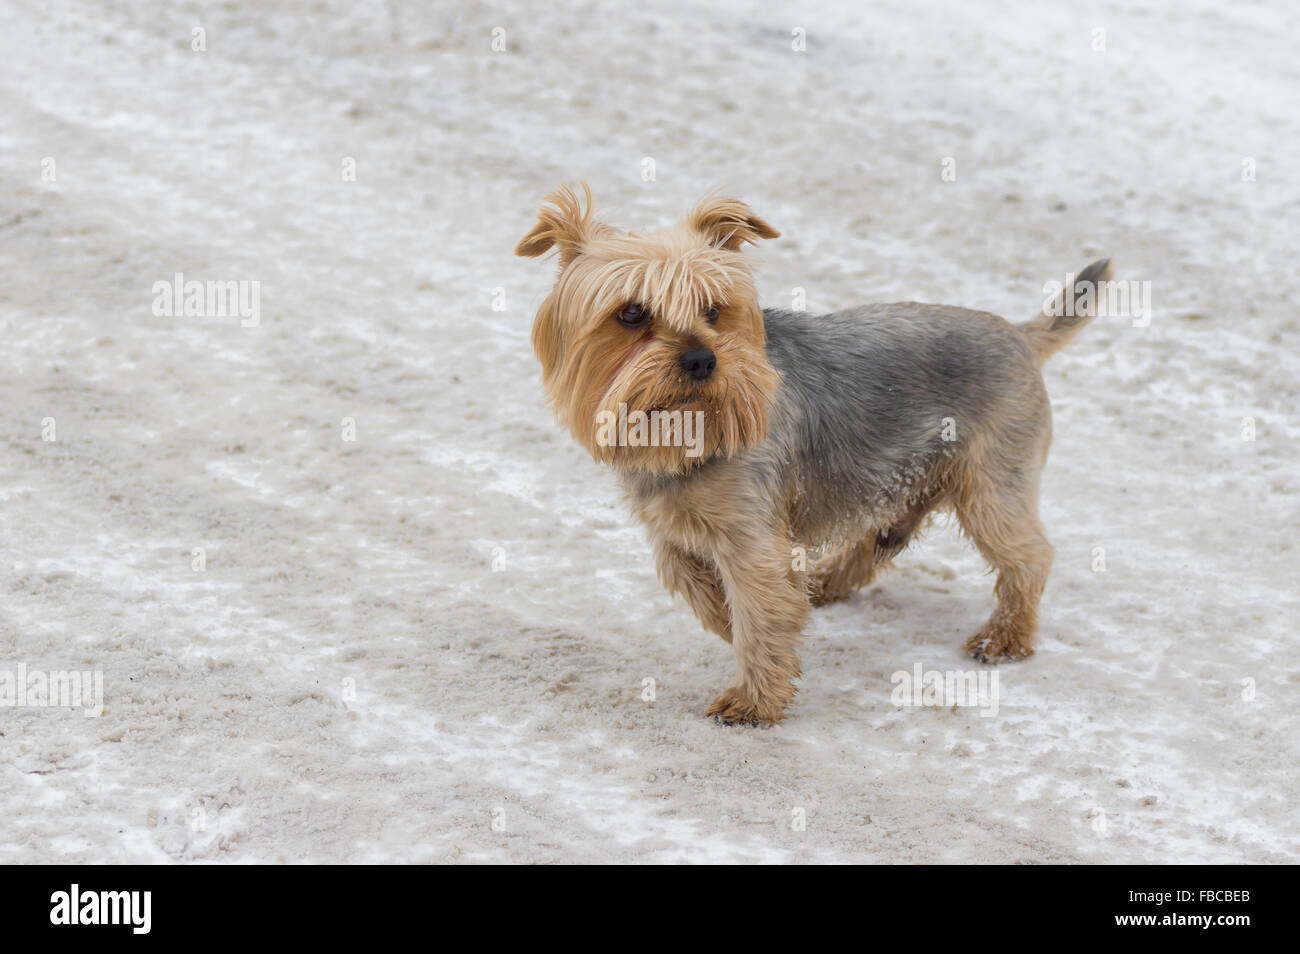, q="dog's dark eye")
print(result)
[705,304,720,324]
[616,303,650,328]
